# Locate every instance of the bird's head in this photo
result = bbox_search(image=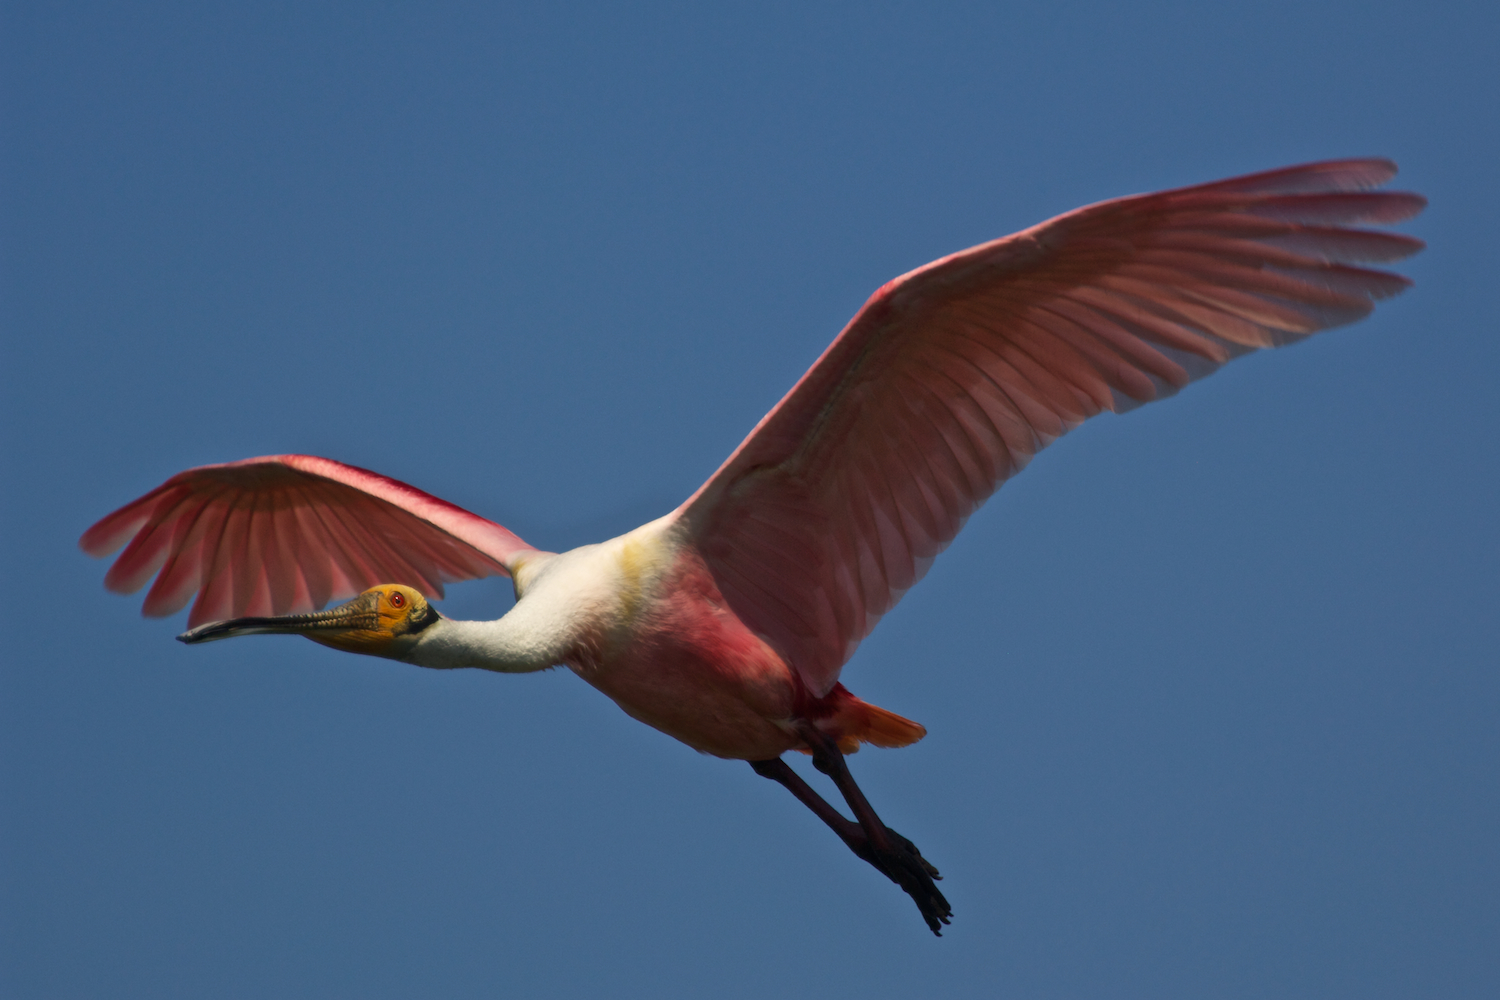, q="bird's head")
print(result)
[177,585,441,659]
